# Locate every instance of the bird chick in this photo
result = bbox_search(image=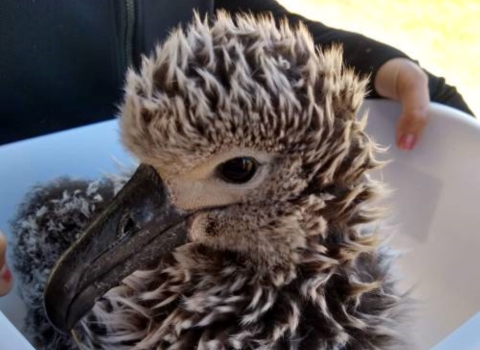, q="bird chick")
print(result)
[13,11,411,350]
